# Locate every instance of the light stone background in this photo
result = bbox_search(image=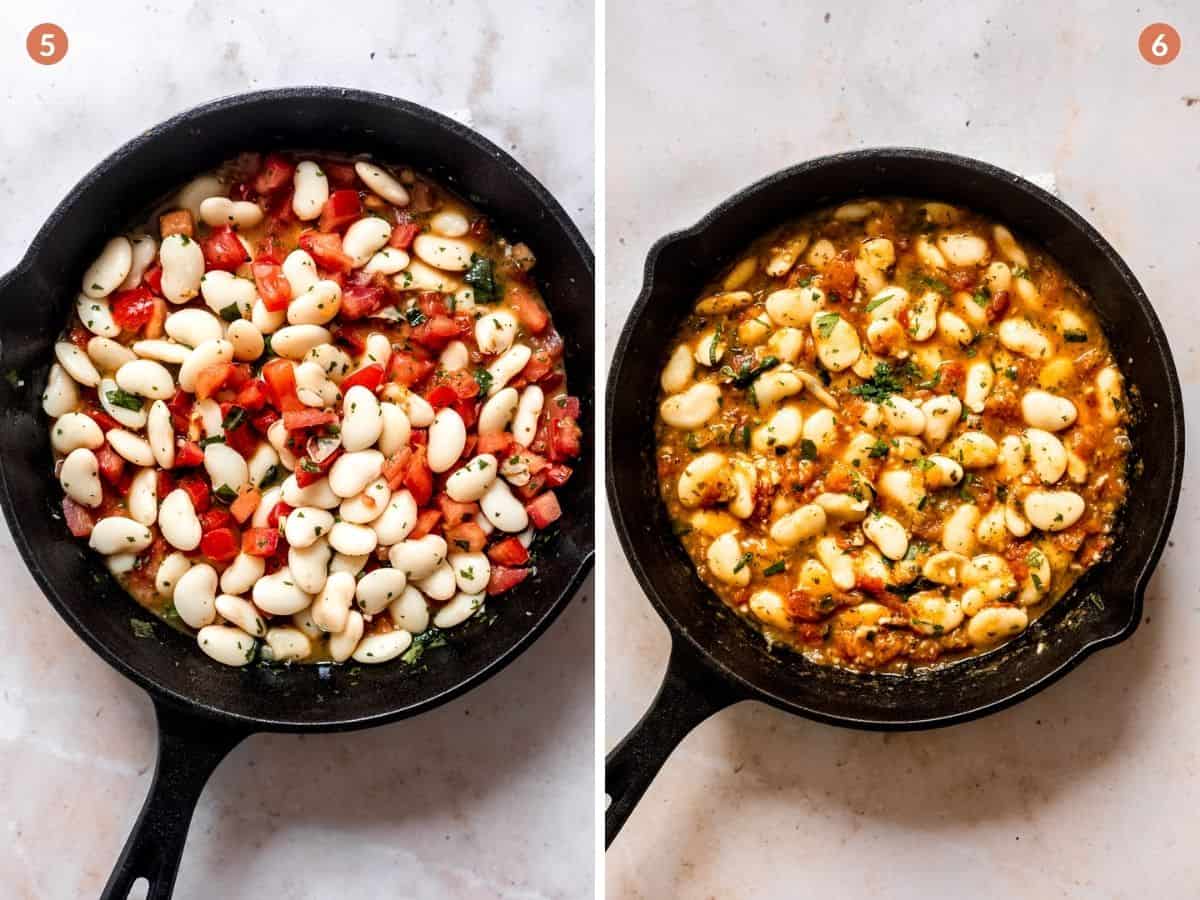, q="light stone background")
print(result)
[0,2,593,898]
[606,2,1200,898]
